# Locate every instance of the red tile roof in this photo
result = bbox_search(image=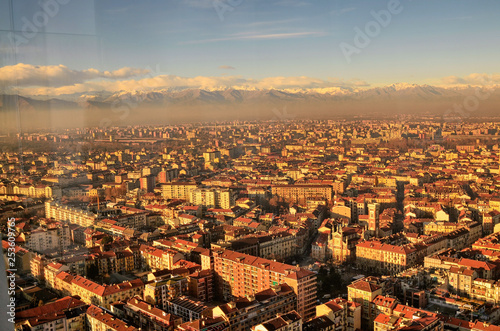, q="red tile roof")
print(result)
[86,305,138,331]
[16,296,87,326]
